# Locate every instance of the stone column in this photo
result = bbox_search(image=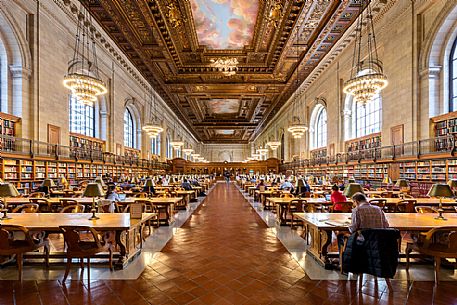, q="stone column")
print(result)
[9,65,31,138]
